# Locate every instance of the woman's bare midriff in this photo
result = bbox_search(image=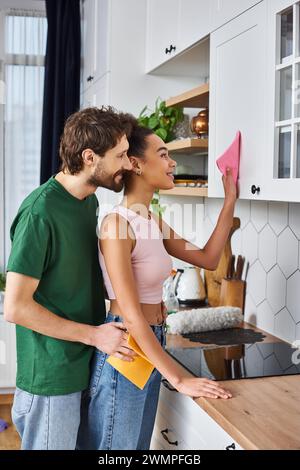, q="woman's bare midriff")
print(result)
[109,299,164,326]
